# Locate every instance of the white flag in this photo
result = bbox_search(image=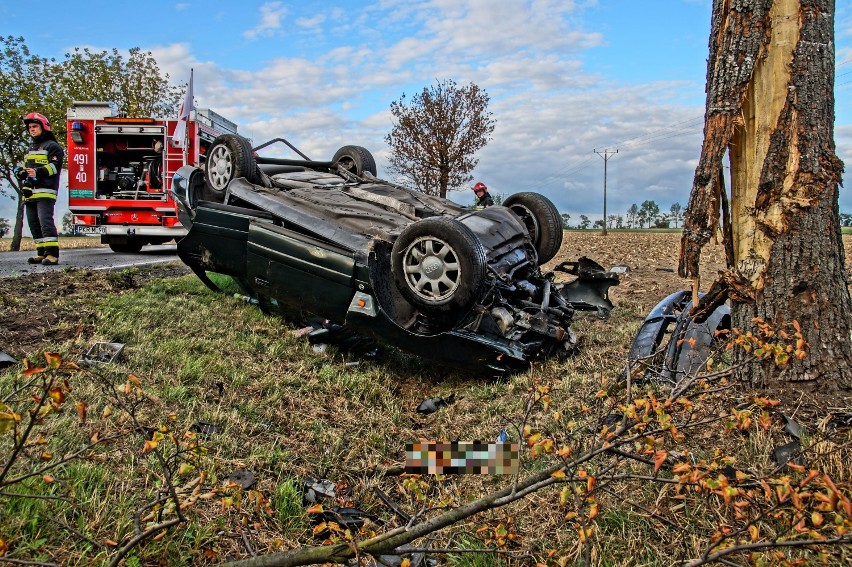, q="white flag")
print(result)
[171,69,194,149]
